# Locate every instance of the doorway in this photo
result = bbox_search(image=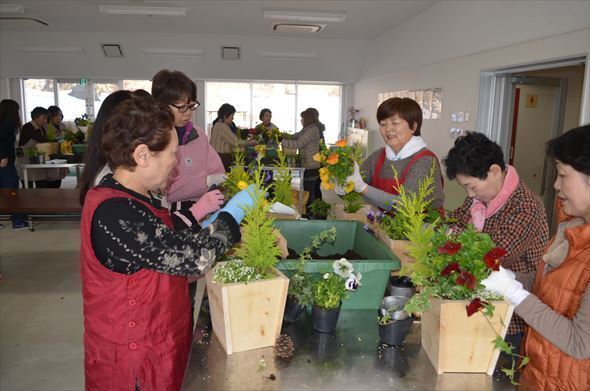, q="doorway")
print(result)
[477,60,587,232]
